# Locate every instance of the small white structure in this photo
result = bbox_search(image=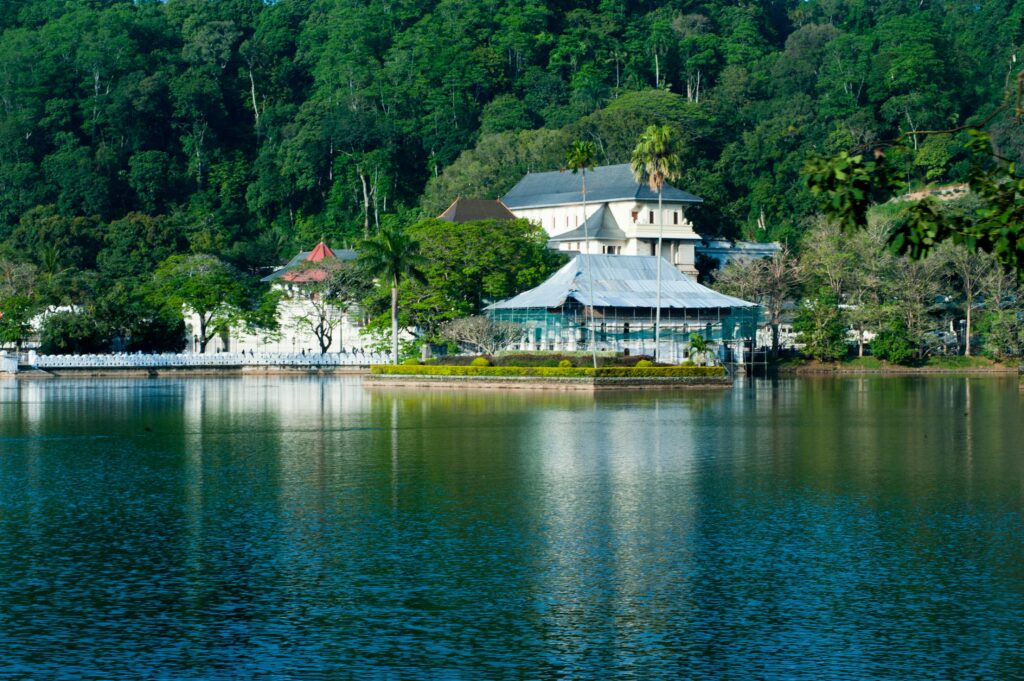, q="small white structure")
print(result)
[189,242,371,355]
[502,164,704,276]
[697,239,782,268]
